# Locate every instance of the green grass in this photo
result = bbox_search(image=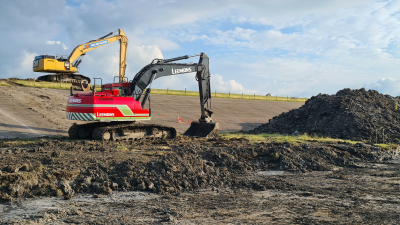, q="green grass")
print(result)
[0,81,11,86]
[373,143,399,150]
[151,89,307,102]
[1,137,46,145]
[220,132,360,144]
[0,136,70,146]
[9,79,73,89]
